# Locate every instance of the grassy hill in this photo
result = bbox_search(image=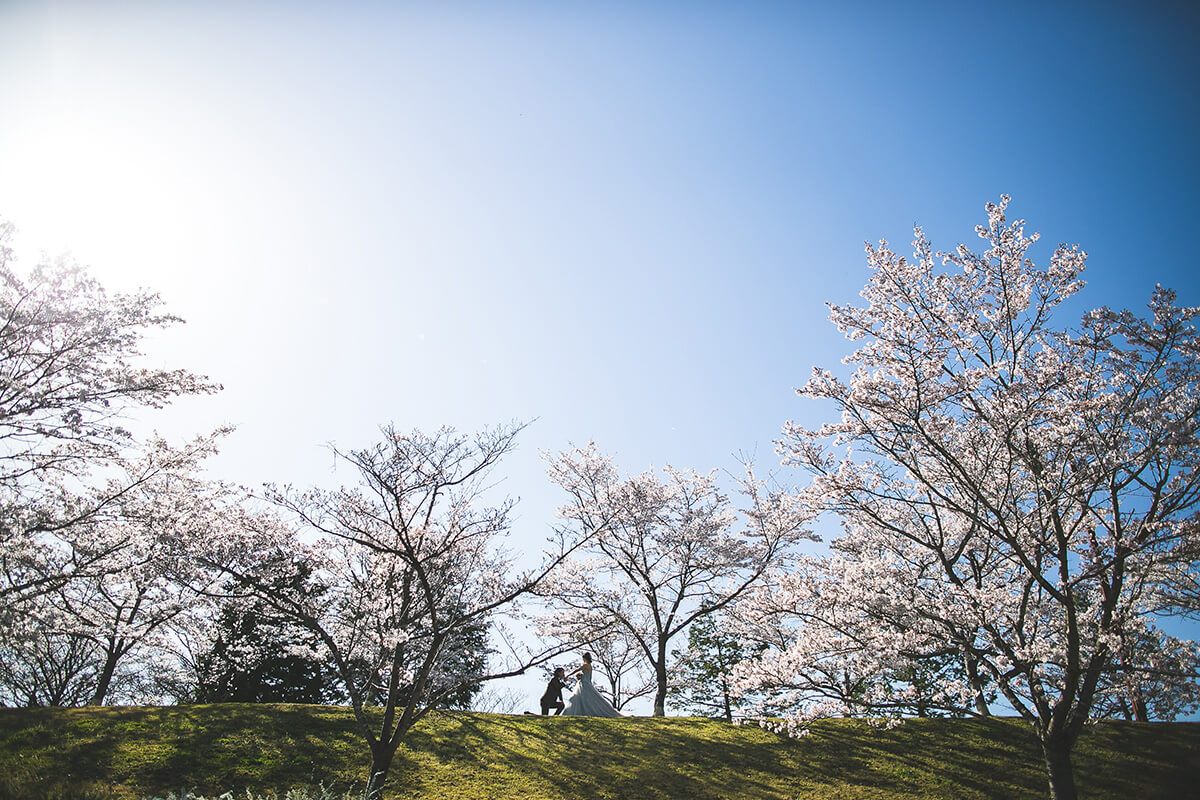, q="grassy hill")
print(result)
[1,705,1197,799]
